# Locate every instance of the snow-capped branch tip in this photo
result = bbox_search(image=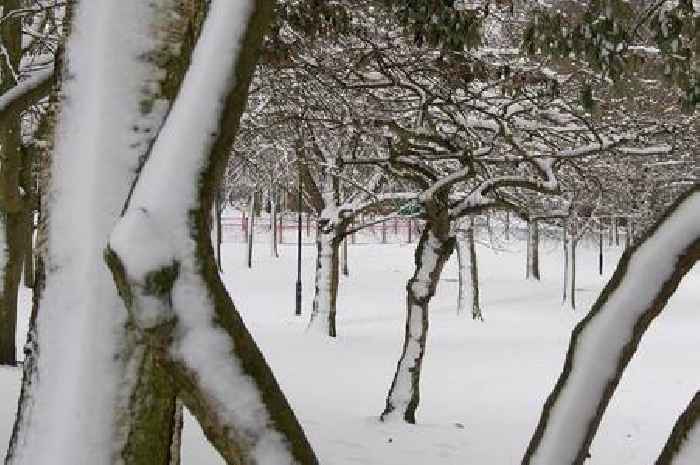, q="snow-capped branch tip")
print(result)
[0,65,54,123]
